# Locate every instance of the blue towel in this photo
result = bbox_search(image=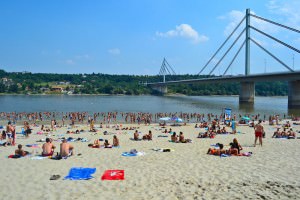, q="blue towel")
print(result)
[122,152,137,157]
[64,167,96,180]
